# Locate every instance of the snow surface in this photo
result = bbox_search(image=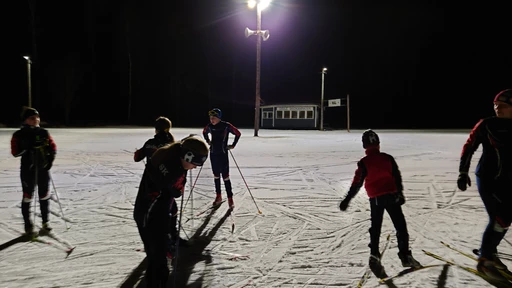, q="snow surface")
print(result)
[0,127,510,288]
